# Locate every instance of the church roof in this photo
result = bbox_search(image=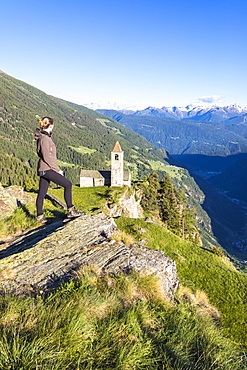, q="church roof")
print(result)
[112,141,123,152]
[80,170,104,179]
[99,171,111,180]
